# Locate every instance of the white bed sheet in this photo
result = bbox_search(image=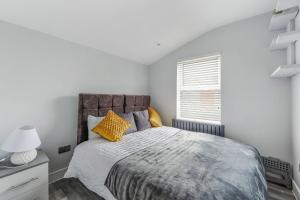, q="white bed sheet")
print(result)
[64,126,180,200]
